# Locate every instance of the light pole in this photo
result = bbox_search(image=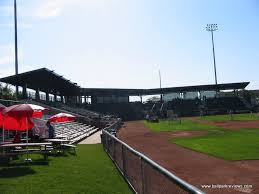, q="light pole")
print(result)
[155,64,162,102]
[206,24,218,86]
[158,68,162,102]
[14,0,19,97]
